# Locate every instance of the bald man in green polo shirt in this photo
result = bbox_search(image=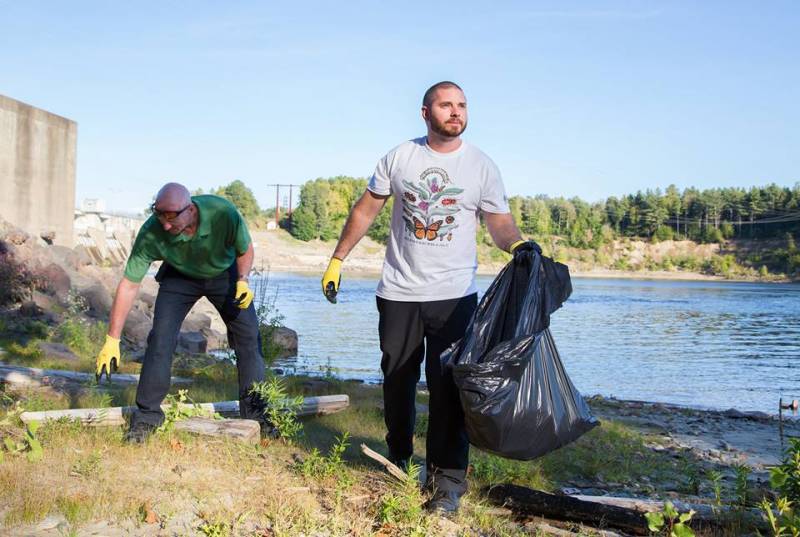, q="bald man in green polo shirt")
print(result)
[96,182,268,443]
